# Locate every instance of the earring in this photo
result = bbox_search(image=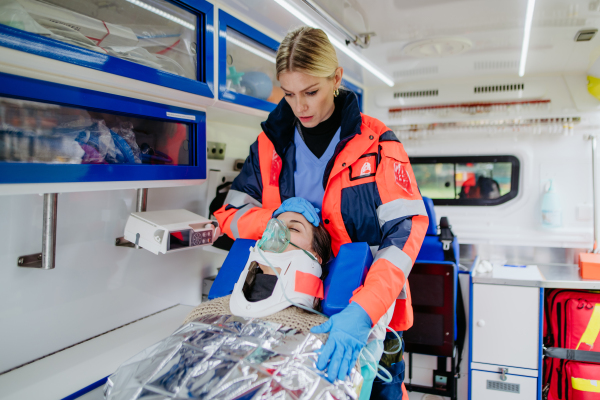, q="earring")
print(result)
[334,88,339,97]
